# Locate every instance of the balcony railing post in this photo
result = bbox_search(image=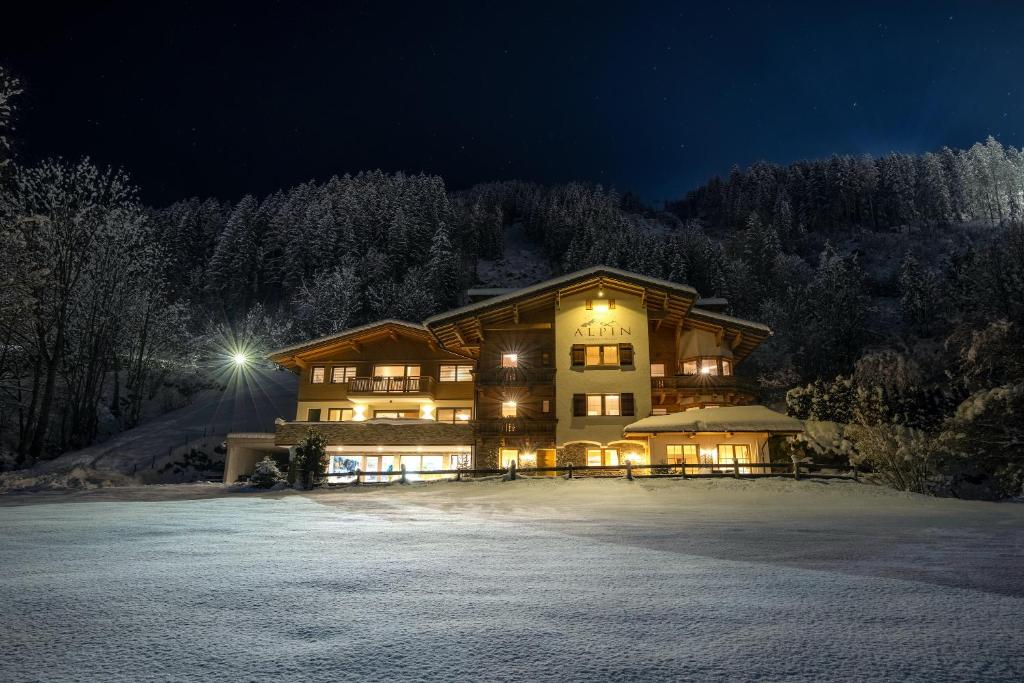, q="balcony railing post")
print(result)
[567,463,573,479]
[354,467,362,485]
[733,460,740,479]
[625,461,633,481]
[400,463,407,484]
